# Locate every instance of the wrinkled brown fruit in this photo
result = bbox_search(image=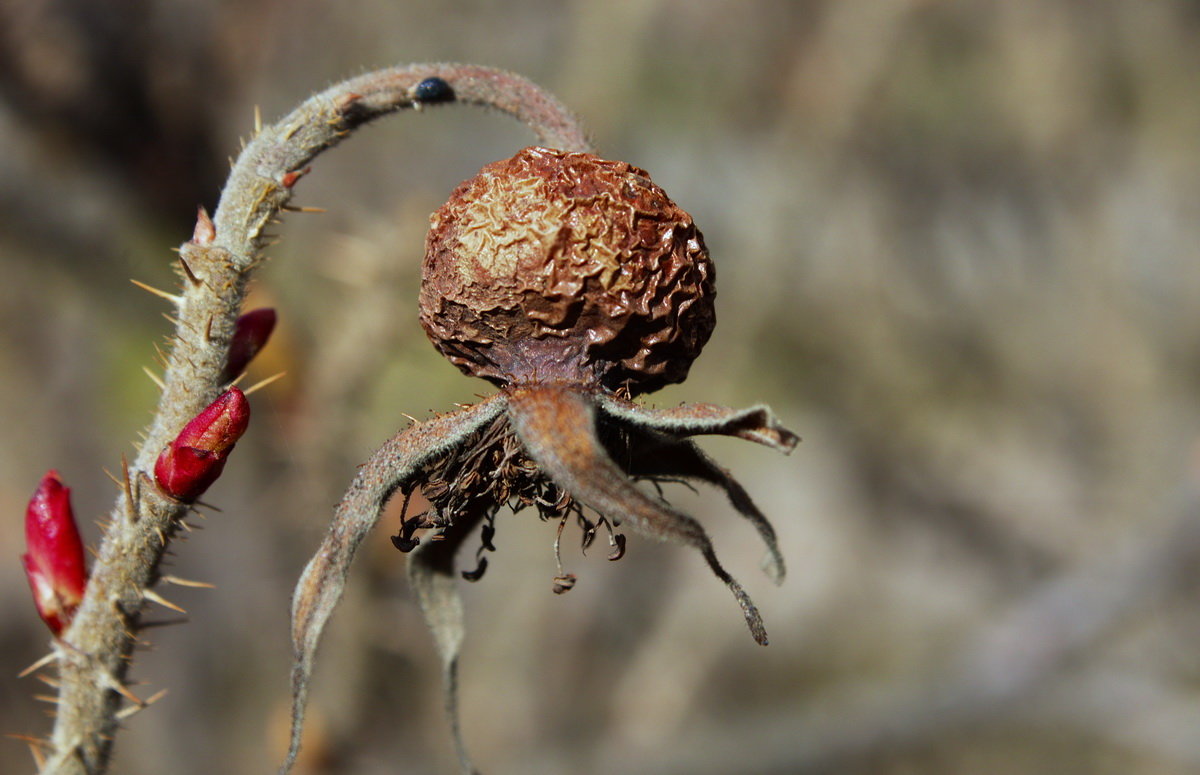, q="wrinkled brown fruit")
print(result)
[420,146,715,395]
